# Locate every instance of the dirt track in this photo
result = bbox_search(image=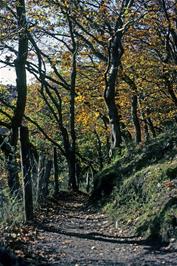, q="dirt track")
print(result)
[3,192,177,266]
